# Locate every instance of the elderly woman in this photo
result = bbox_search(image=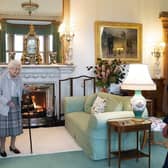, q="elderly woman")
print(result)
[0,60,24,157]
